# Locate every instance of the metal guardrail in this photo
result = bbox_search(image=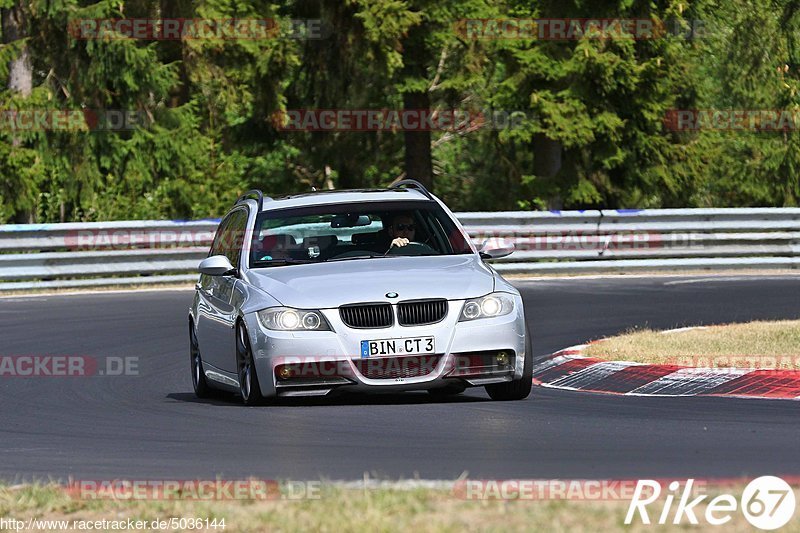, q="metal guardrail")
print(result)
[0,209,798,291]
